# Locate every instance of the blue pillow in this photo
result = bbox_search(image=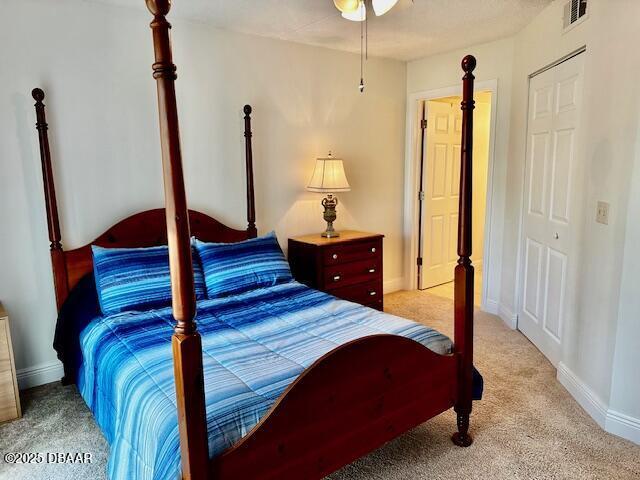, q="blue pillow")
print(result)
[92,245,207,315]
[194,232,293,298]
